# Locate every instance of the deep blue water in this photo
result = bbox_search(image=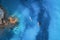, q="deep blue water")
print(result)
[0,0,60,40]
